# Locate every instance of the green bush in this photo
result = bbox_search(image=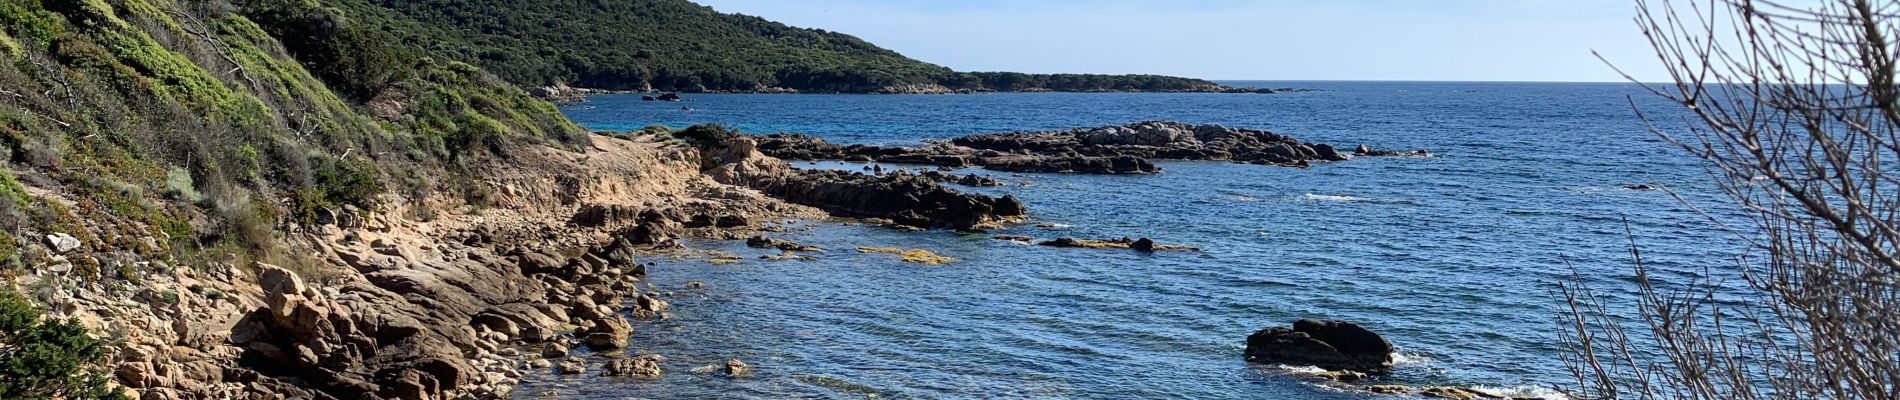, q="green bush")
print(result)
[0,290,125,400]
